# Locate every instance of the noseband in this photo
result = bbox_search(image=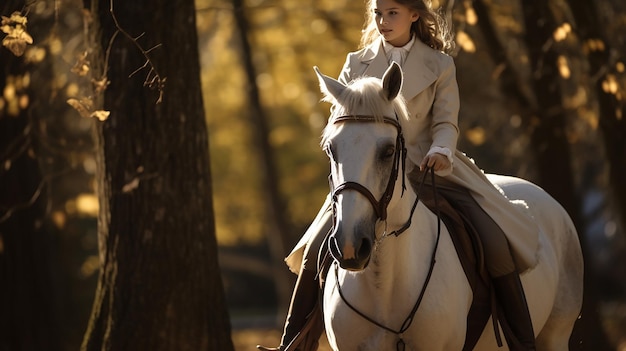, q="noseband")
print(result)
[328,114,407,221]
